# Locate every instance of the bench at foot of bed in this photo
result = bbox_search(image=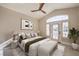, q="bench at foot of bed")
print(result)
[37,40,58,56]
